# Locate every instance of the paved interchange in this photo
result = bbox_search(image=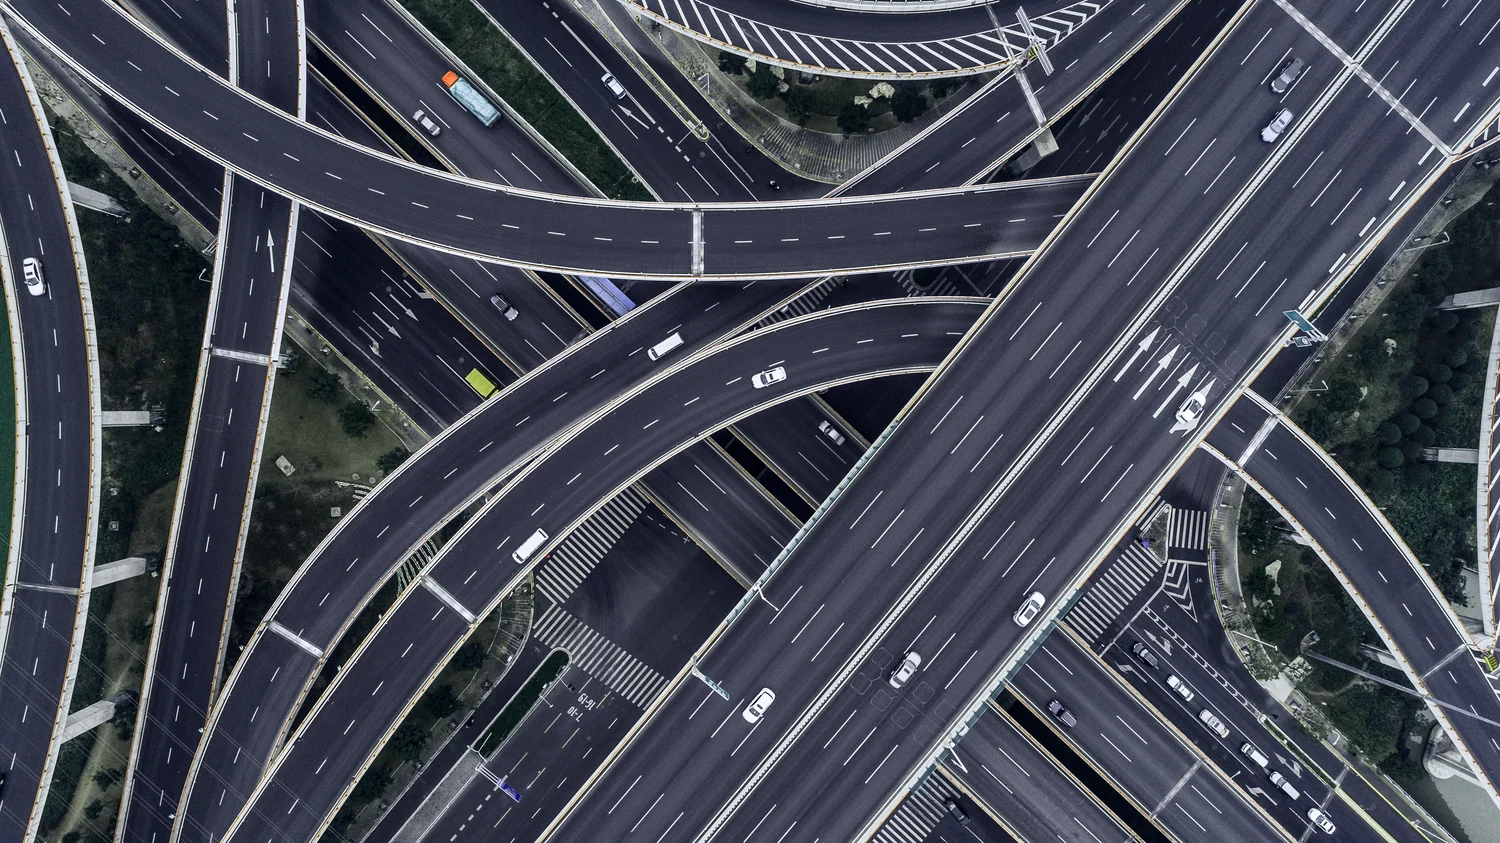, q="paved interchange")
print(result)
[3,1,1500,843]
